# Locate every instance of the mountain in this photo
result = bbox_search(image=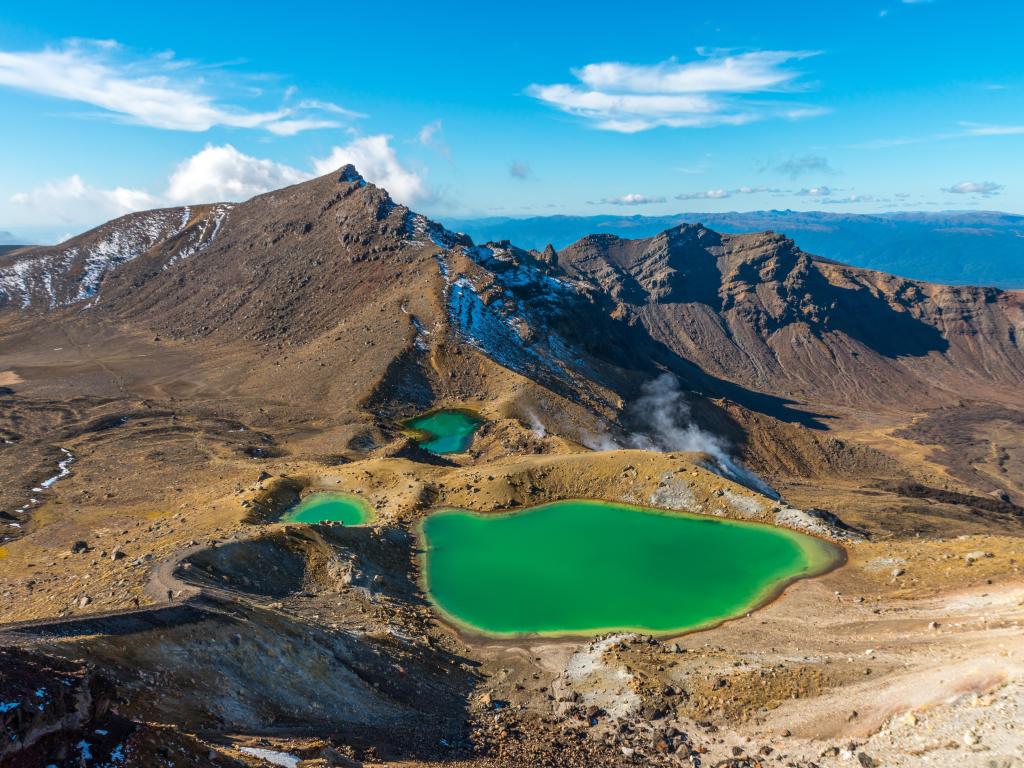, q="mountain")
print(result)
[3,169,1021,423]
[2,166,1023,767]
[0,231,23,258]
[444,210,1024,289]
[555,226,1023,410]
[0,205,228,310]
